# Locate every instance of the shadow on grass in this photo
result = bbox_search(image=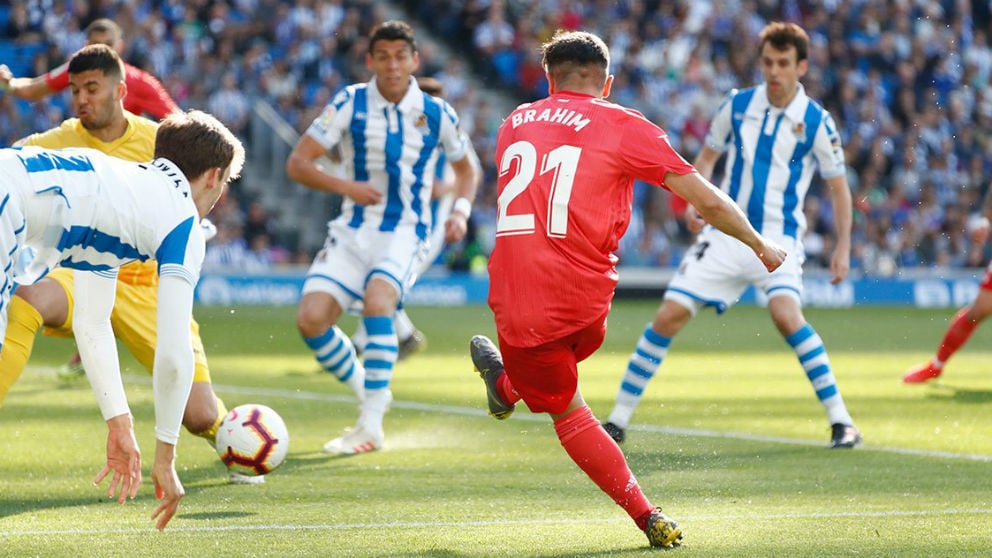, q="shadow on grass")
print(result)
[925,384,992,404]
[0,496,105,520]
